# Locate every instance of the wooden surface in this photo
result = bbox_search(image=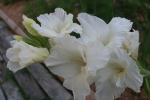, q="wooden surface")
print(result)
[0,19,73,100]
